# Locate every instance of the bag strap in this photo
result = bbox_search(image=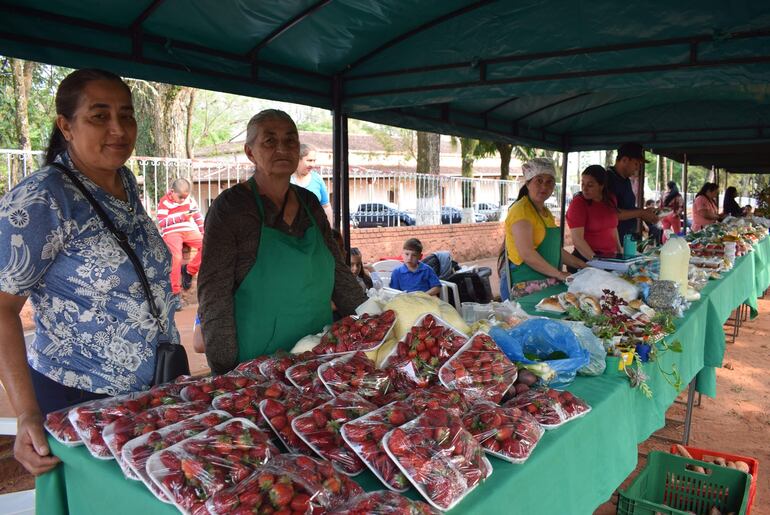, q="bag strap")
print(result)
[50,162,166,333]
